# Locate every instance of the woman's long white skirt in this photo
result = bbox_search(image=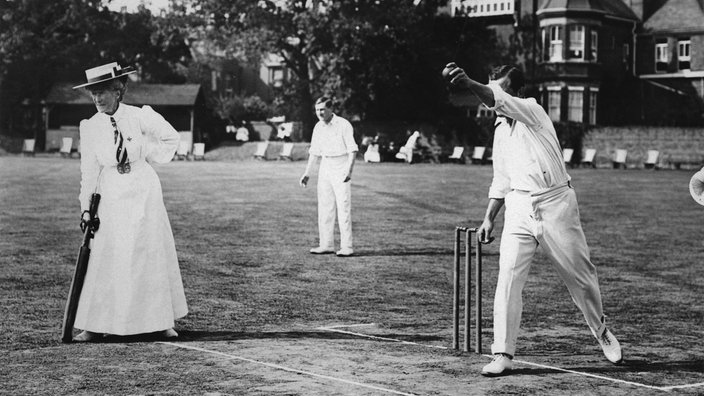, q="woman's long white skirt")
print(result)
[74,161,188,335]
